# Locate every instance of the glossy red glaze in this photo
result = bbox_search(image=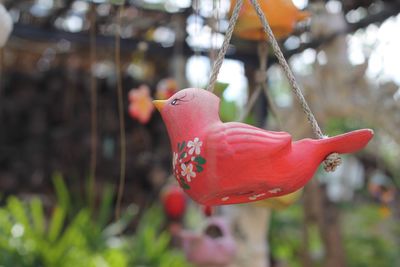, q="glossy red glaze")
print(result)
[155,88,374,206]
